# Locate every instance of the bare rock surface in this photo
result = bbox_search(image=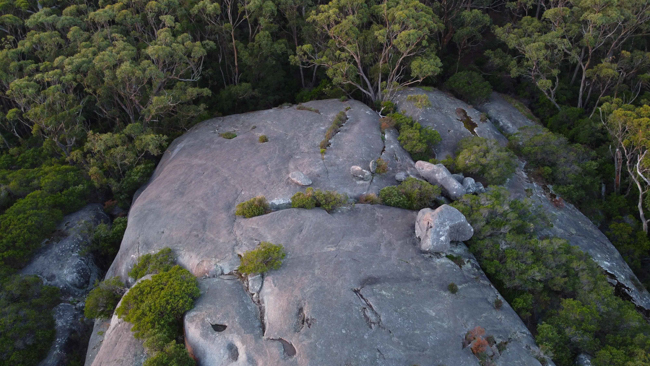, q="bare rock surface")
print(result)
[289,171,312,186]
[393,88,507,159]
[94,98,552,365]
[38,303,89,366]
[416,205,474,252]
[21,204,109,297]
[415,161,466,200]
[478,93,536,135]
